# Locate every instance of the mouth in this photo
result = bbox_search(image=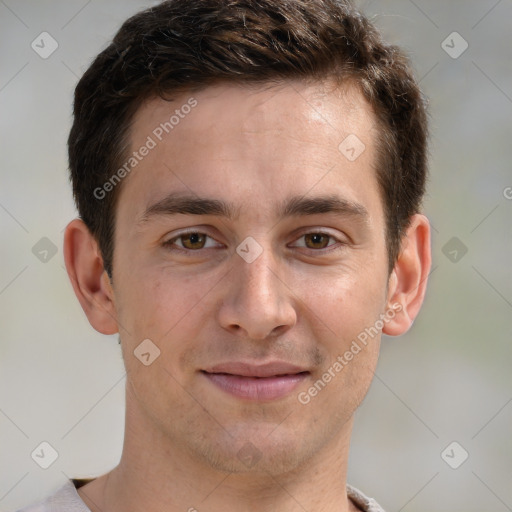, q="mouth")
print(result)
[201,362,310,401]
